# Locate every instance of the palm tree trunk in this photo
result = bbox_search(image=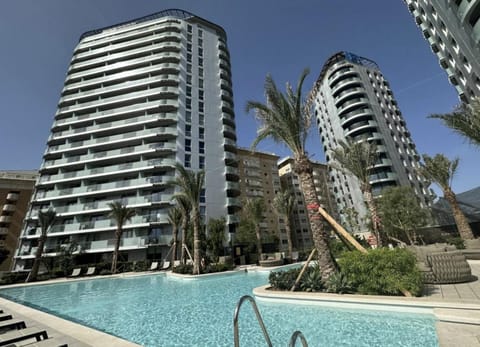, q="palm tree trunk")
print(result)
[181,220,187,264]
[193,209,201,275]
[255,225,263,261]
[284,217,293,257]
[171,226,178,265]
[444,188,475,240]
[111,228,122,274]
[295,156,337,280]
[363,187,383,247]
[26,234,47,283]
